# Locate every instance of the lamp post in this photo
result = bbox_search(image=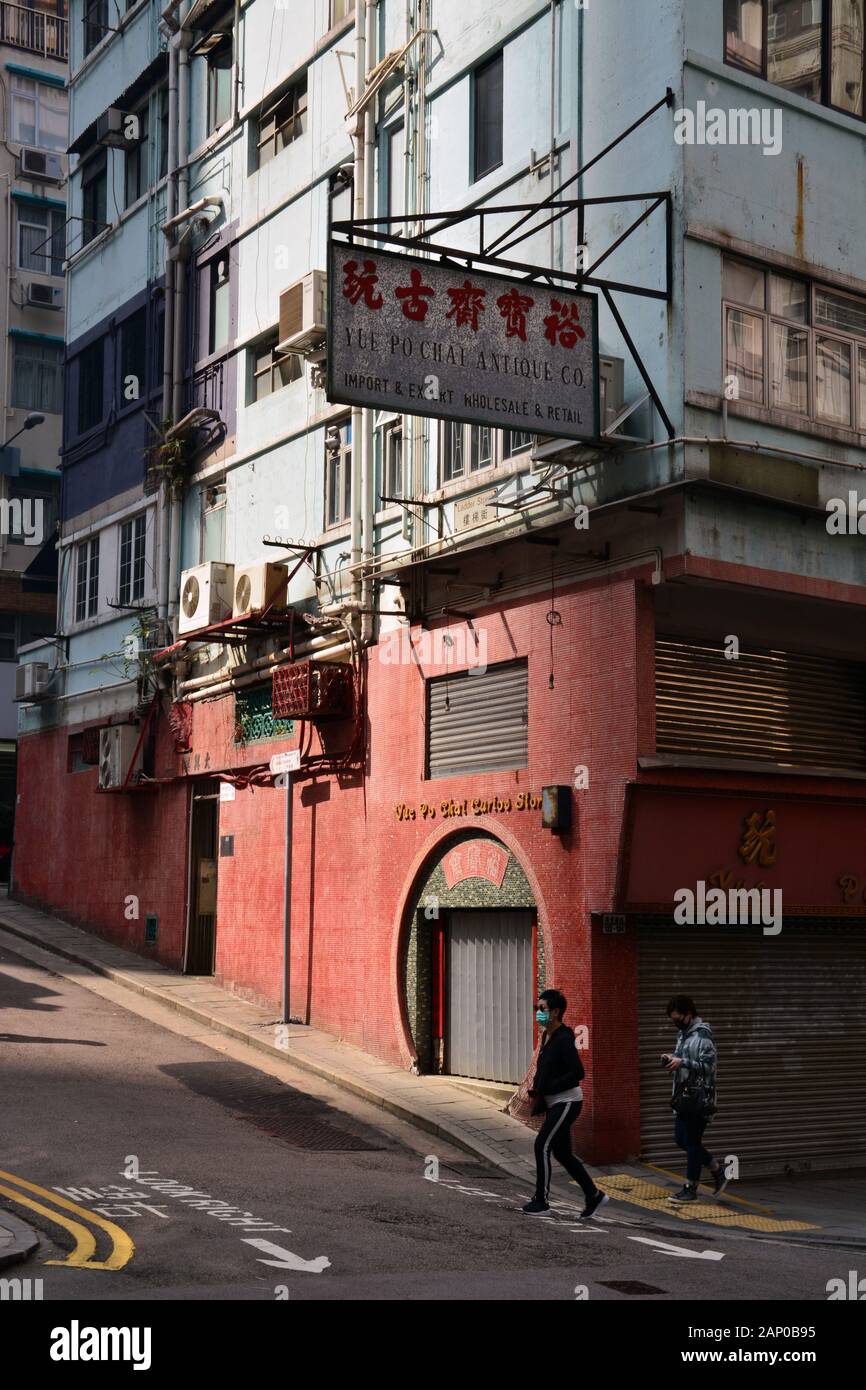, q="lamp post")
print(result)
[4,413,45,448]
